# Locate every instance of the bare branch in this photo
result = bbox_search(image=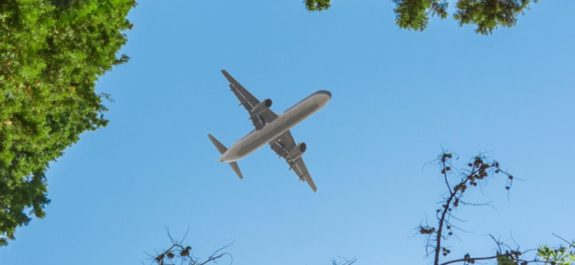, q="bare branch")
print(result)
[440,254,499,265]
[418,151,575,265]
[552,233,575,247]
[418,152,517,265]
[150,235,233,265]
[331,257,357,265]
